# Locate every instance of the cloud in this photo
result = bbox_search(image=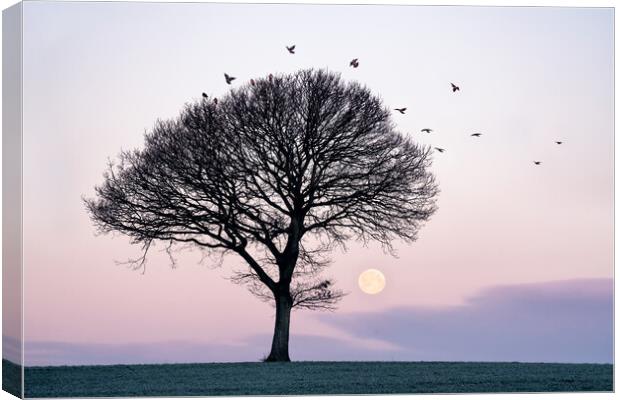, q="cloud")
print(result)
[22,335,398,366]
[3,335,21,364]
[23,339,261,366]
[20,279,612,365]
[318,278,613,363]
